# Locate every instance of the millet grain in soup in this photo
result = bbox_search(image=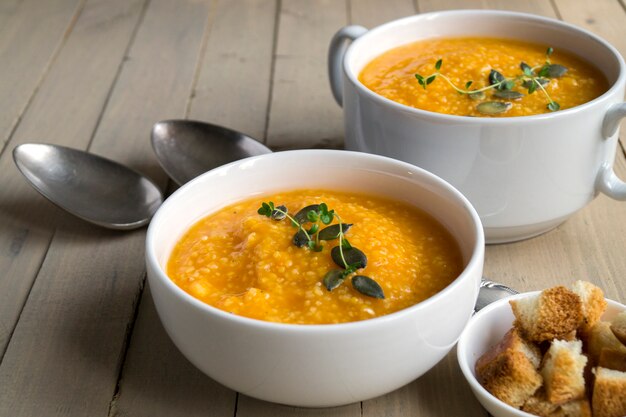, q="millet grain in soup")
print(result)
[359,37,608,117]
[167,190,463,324]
